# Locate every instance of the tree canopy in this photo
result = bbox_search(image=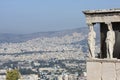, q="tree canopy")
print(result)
[6,69,20,80]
